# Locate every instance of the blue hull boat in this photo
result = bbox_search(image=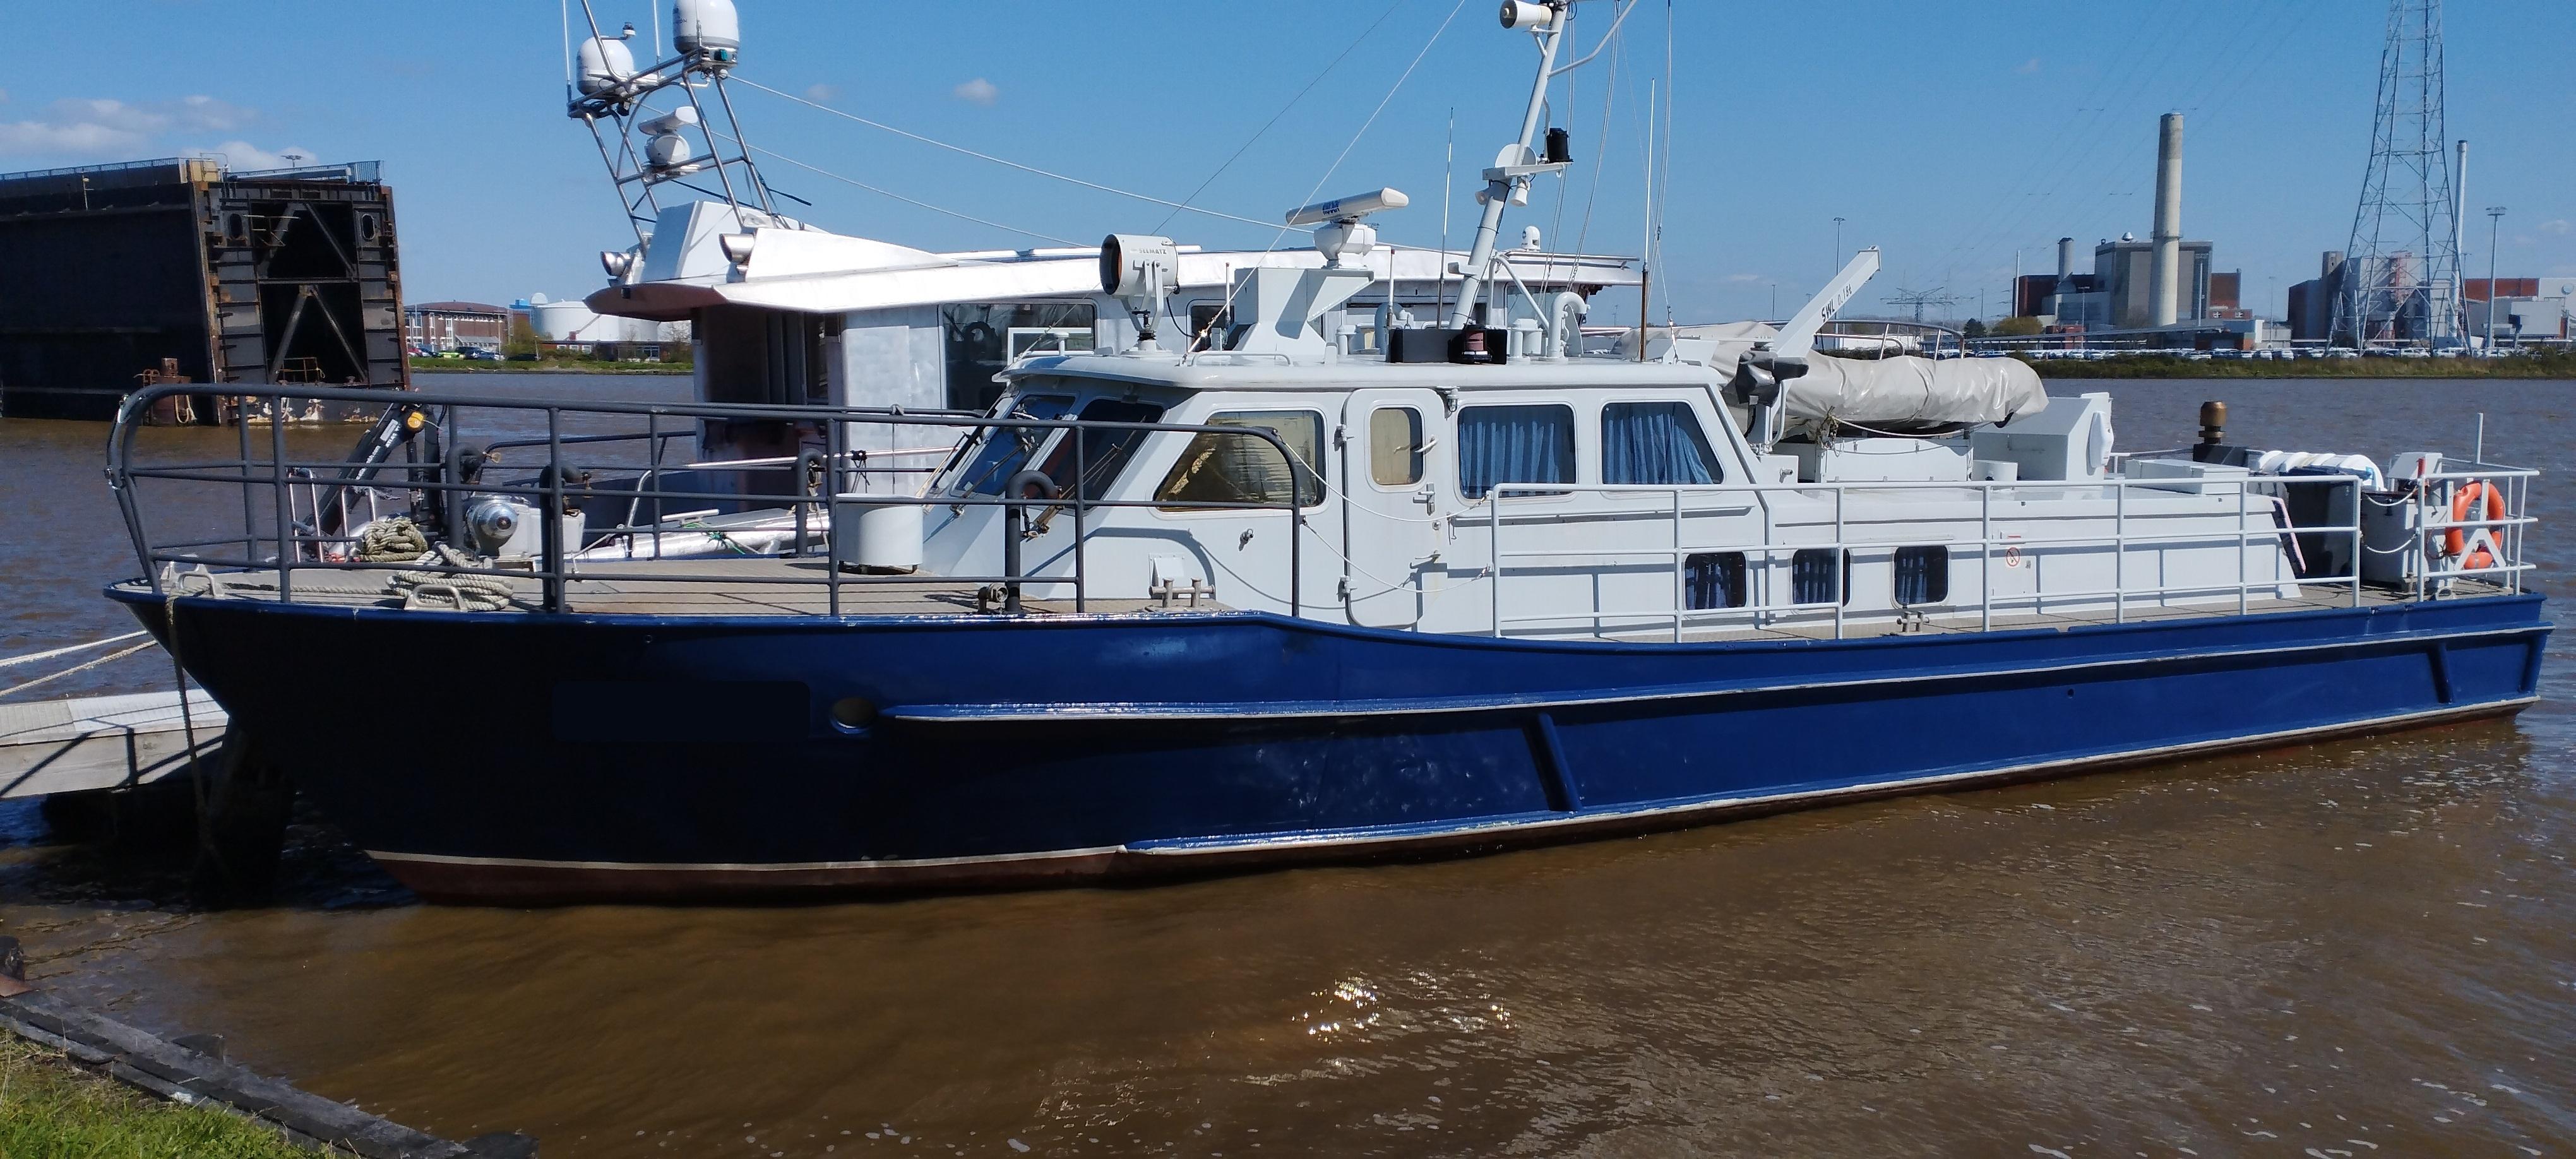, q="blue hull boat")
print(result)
[112,584,2546,902]
[96,4,2551,903]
